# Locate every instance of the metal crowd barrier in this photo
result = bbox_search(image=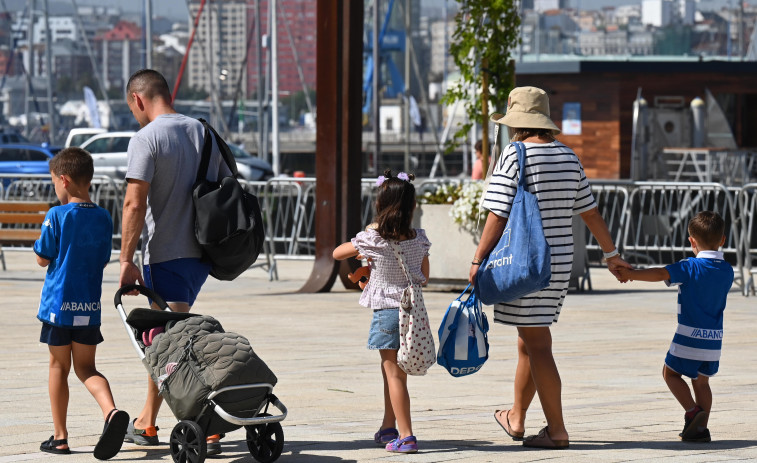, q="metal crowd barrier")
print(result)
[582,180,745,294]
[584,181,632,264]
[0,174,126,269]
[250,178,315,280]
[361,179,378,229]
[5,173,756,296]
[738,183,757,295]
[238,180,271,276]
[0,173,124,241]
